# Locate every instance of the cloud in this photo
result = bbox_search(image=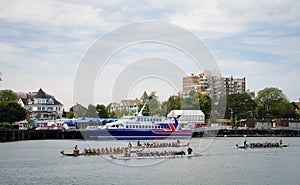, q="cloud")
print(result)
[0,1,103,27]
[167,0,300,38]
[0,0,299,108]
